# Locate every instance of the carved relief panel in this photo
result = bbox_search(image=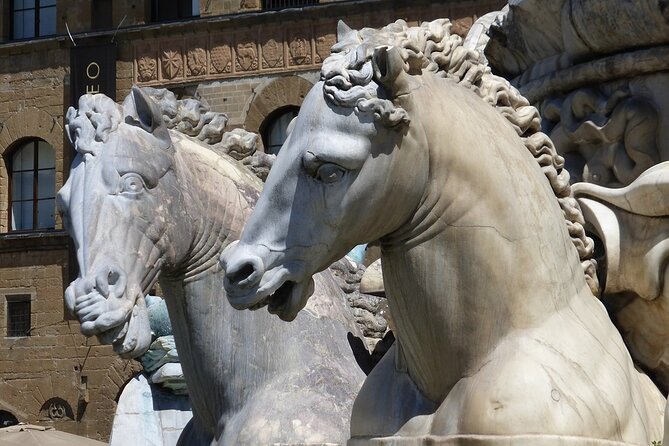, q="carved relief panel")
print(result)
[261,28,285,70]
[235,30,259,72]
[314,23,336,64]
[135,43,158,83]
[210,35,233,75]
[288,26,312,67]
[160,42,185,81]
[133,19,335,84]
[186,39,208,77]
